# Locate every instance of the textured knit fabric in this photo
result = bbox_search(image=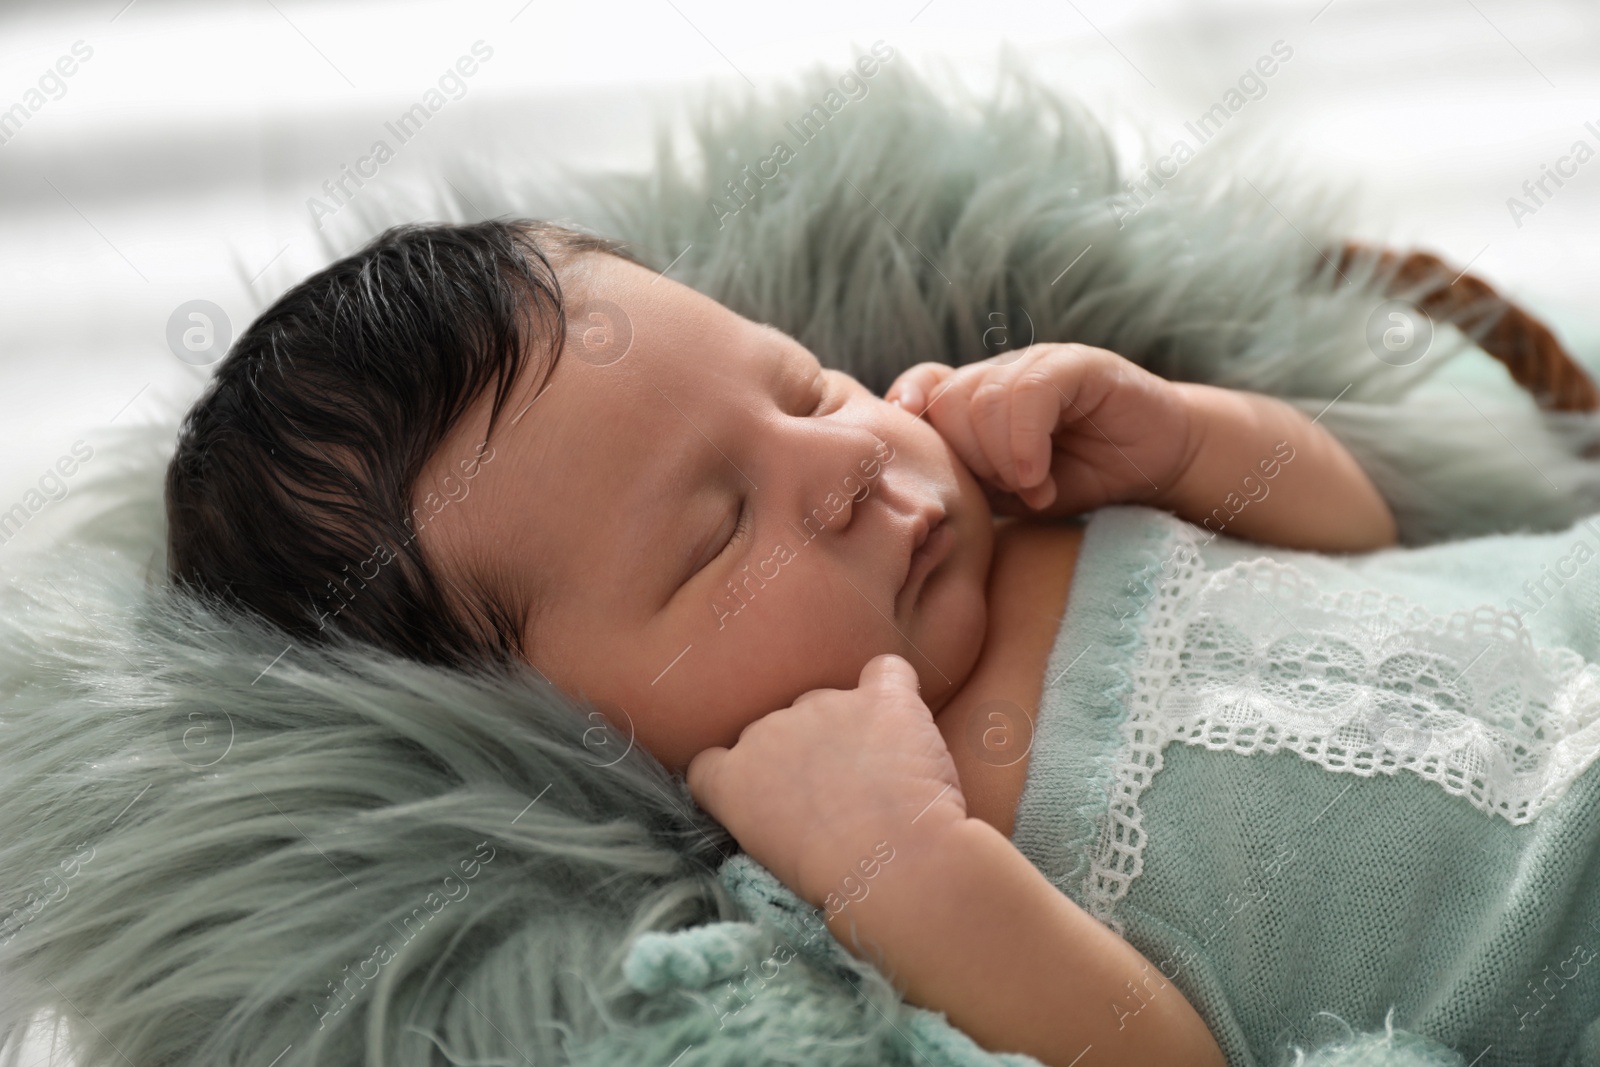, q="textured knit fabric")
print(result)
[1012,504,1600,1067]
